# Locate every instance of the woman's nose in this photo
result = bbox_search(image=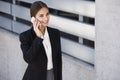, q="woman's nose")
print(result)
[44,16,48,21]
